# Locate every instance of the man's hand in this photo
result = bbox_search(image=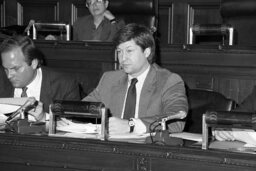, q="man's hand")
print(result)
[108,116,130,135]
[27,101,45,122]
